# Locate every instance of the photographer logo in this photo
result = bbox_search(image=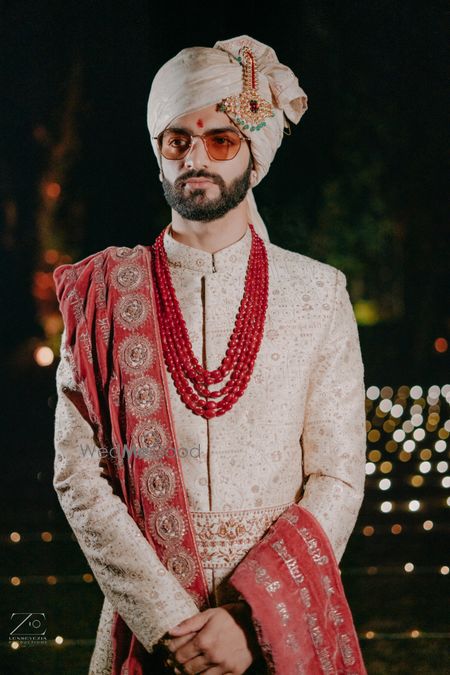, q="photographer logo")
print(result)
[9,612,47,647]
